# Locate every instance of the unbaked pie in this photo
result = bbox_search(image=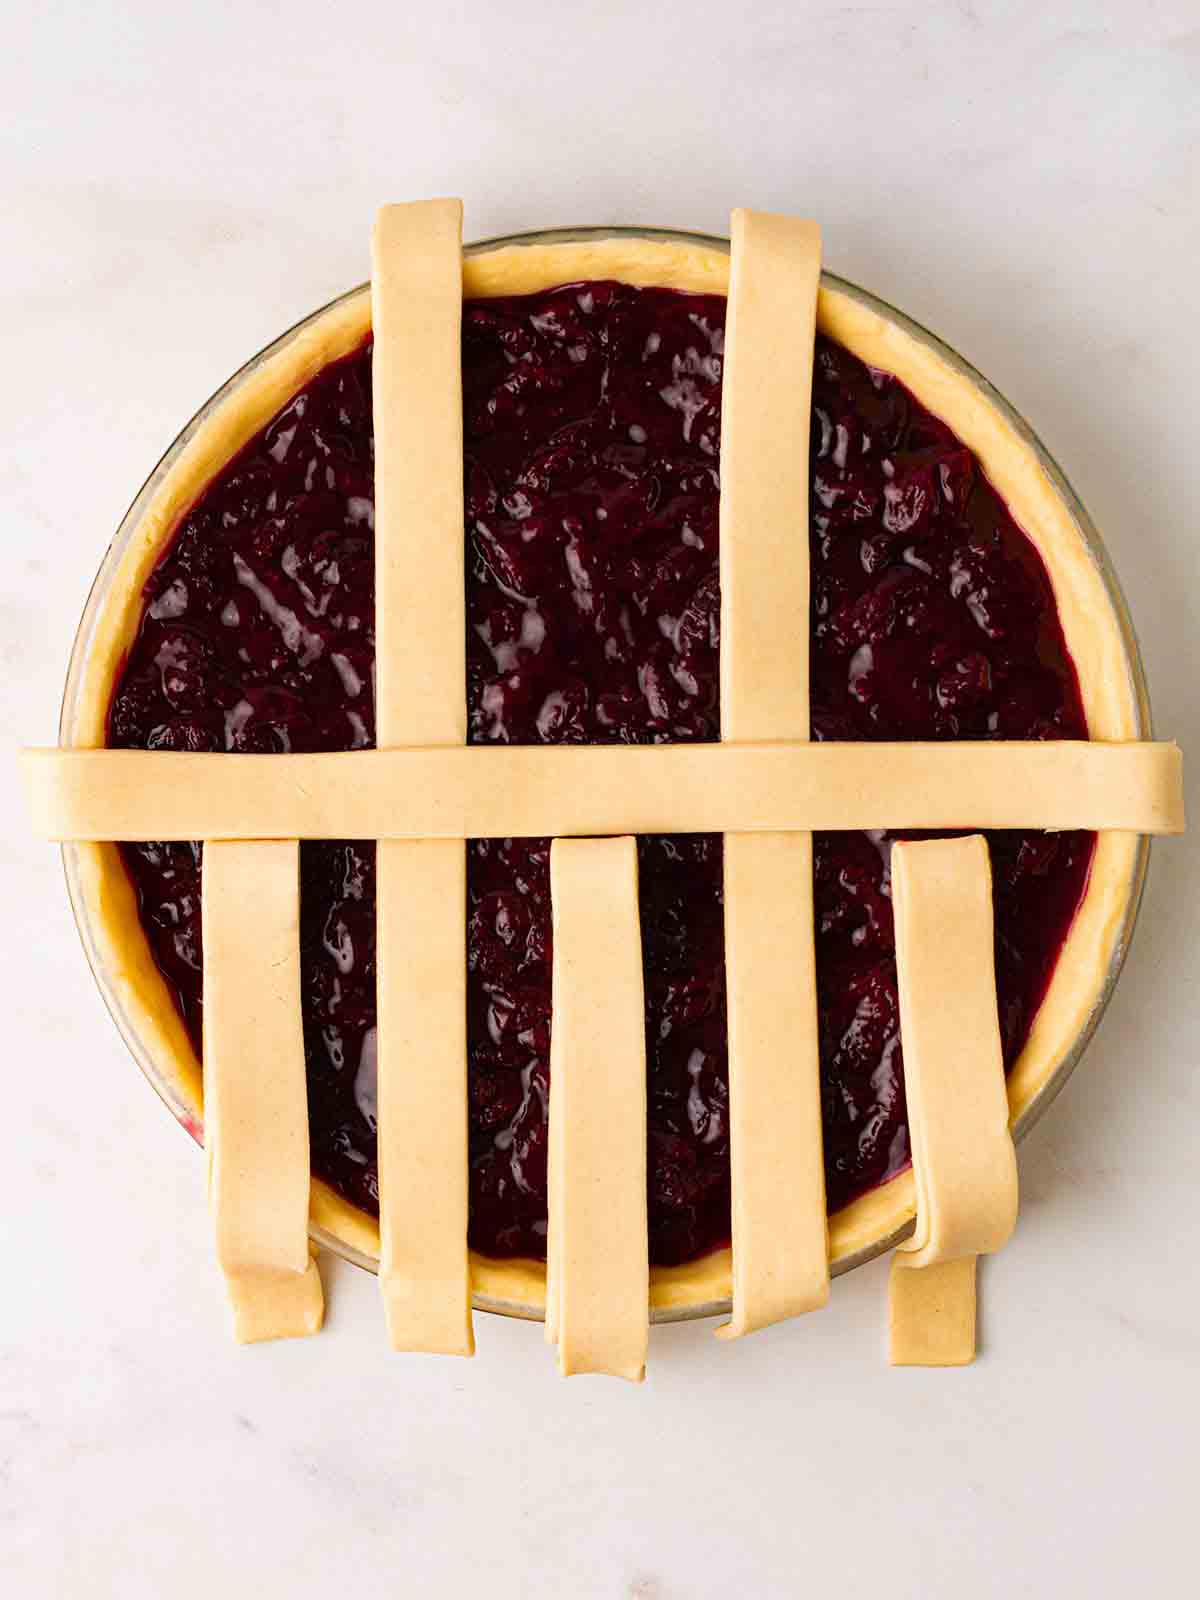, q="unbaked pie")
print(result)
[23,204,1184,1375]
